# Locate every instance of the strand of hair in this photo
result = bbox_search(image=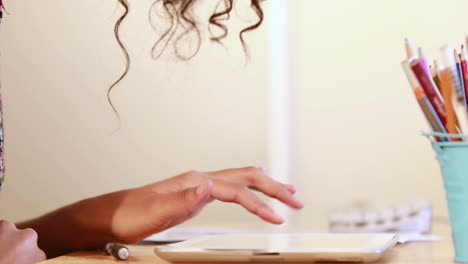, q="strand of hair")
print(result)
[108,0,130,118]
[150,1,178,60]
[174,0,201,60]
[239,0,263,60]
[209,0,233,43]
